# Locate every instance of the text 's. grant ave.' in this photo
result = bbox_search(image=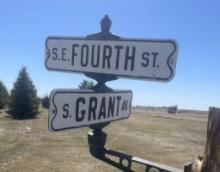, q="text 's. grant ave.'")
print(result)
[49,89,132,131]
